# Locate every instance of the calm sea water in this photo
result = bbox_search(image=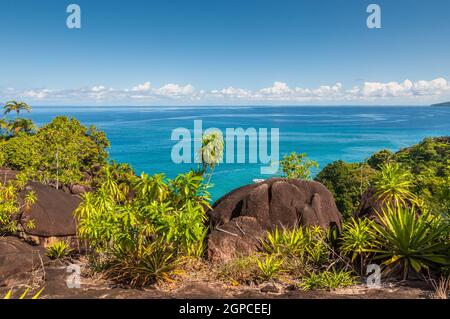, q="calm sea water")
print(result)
[25,106,450,201]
